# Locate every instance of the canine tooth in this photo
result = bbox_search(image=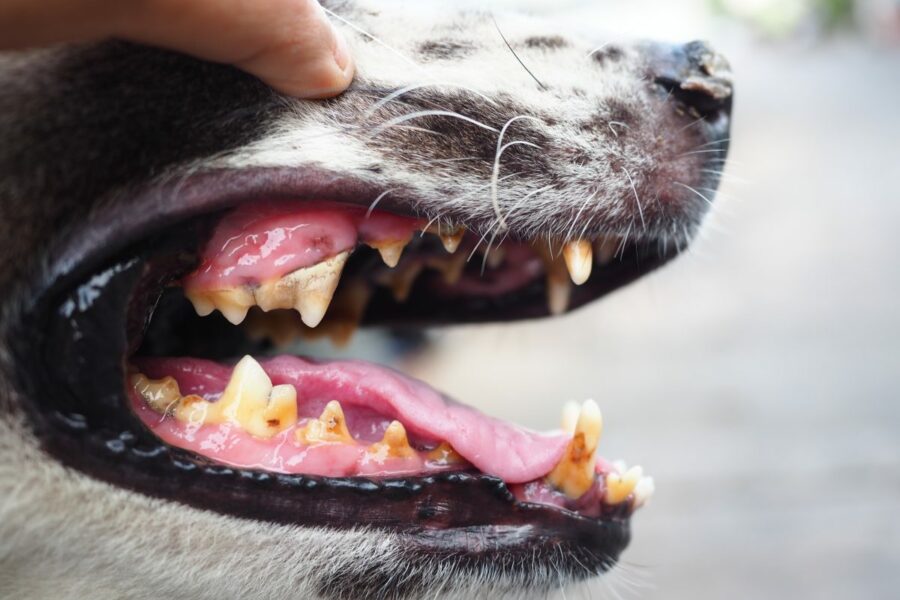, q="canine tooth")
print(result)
[534,244,573,315]
[547,275,571,315]
[563,240,592,285]
[594,237,619,265]
[254,251,349,328]
[546,399,603,499]
[368,238,410,268]
[369,421,416,459]
[210,288,255,325]
[632,476,655,508]
[184,290,215,317]
[560,400,580,433]
[131,373,182,415]
[605,465,644,505]
[296,400,356,445]
[426,441,465,465]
